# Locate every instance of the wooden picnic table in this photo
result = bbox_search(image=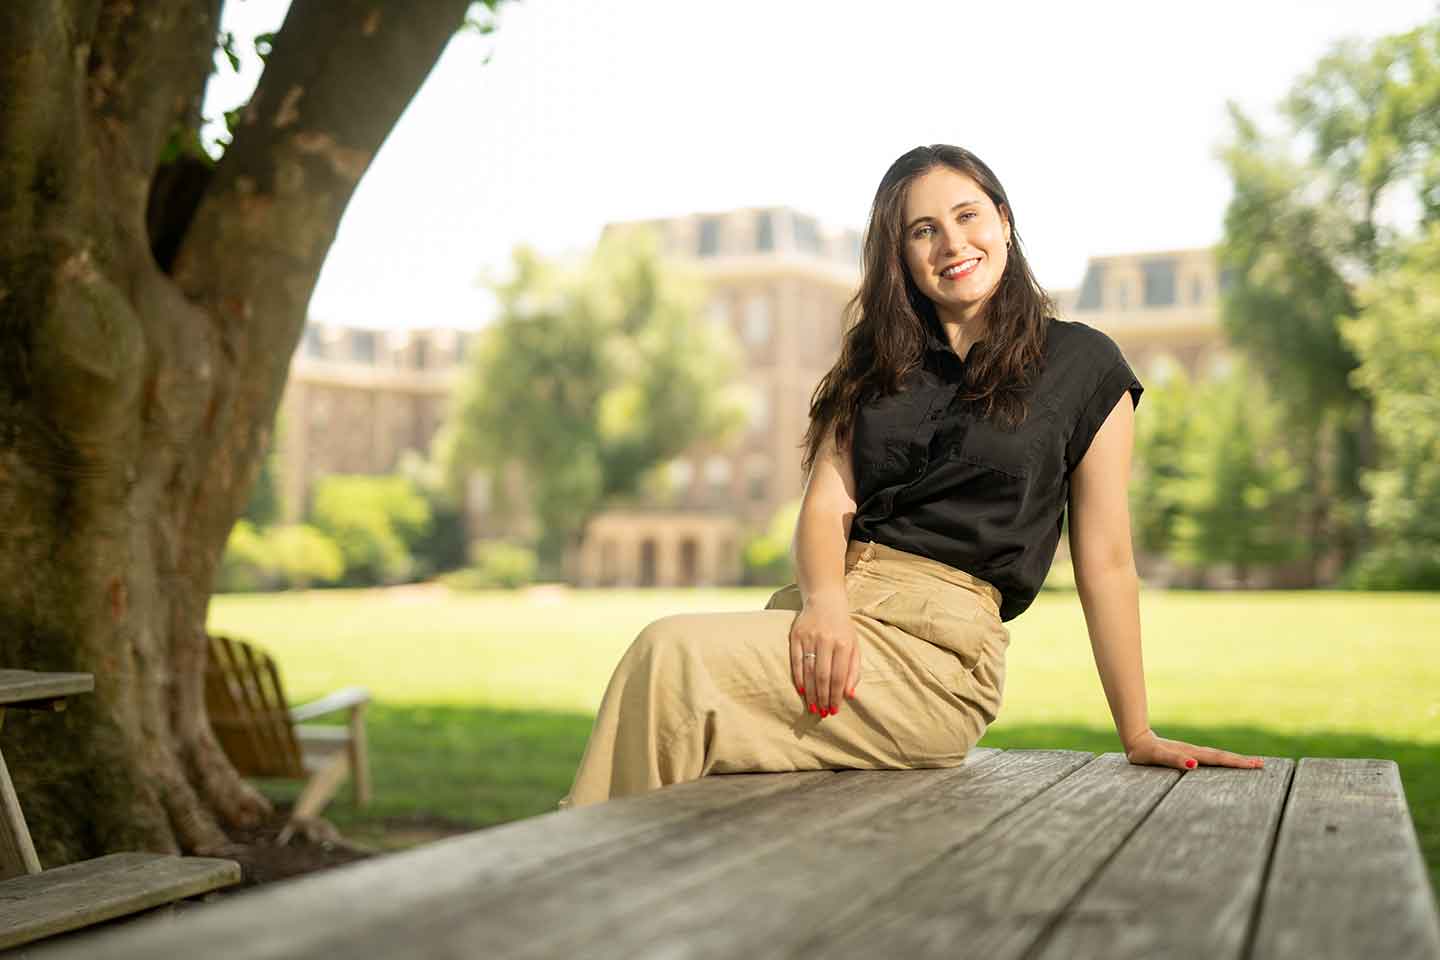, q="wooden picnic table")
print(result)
[29,747,1440,959]
[0,669,95,880]
[0,668,240,951]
